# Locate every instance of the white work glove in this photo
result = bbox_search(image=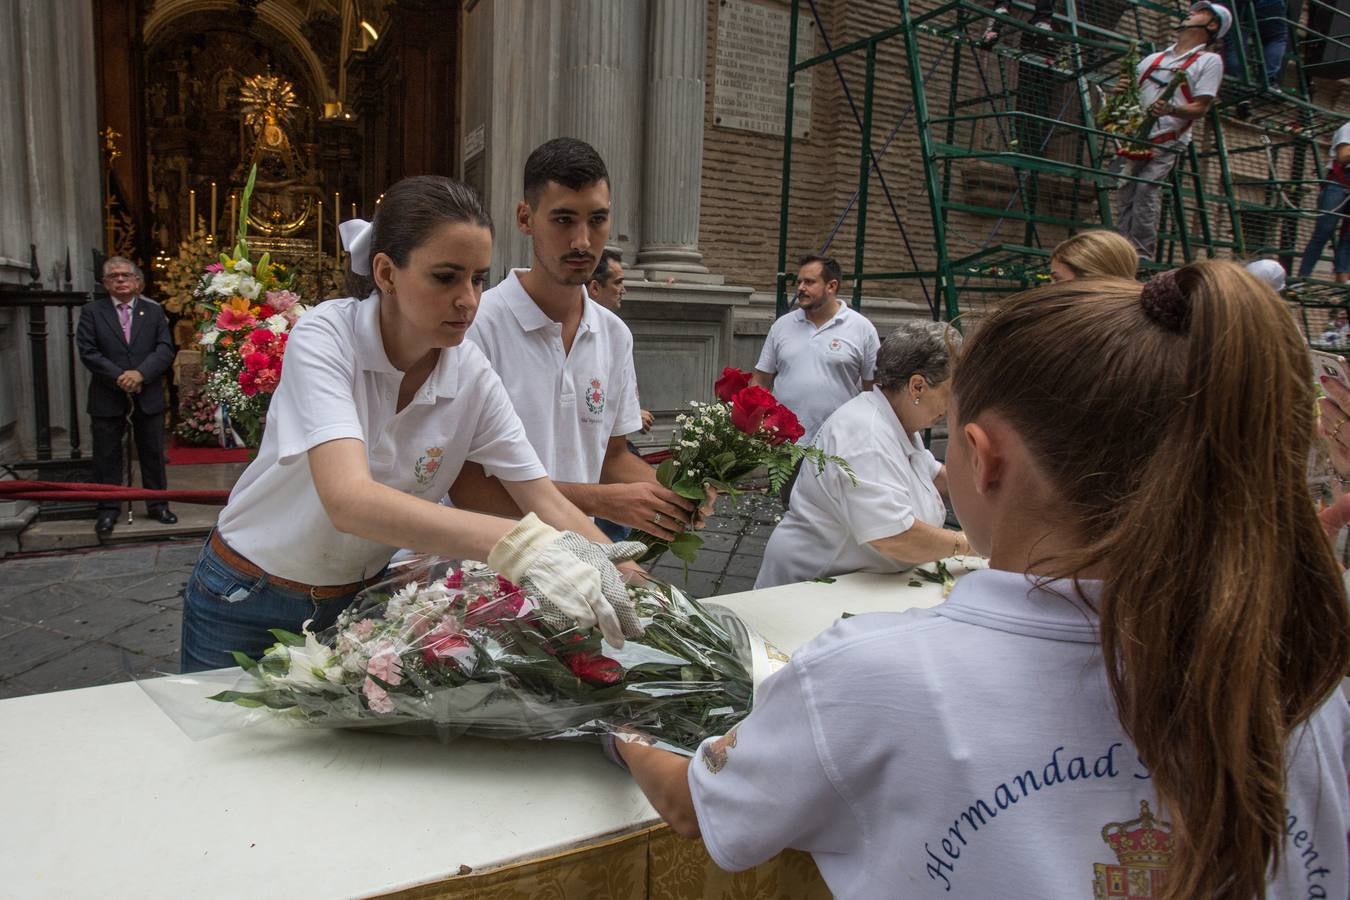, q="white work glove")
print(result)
[488,514,646,646]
